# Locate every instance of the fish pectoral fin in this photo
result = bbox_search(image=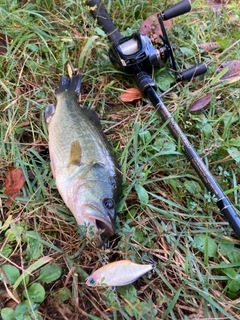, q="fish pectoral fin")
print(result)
[45,104,56,125]
[68,140,82,166]
[73,161,105,179]
[83,162,106,176]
